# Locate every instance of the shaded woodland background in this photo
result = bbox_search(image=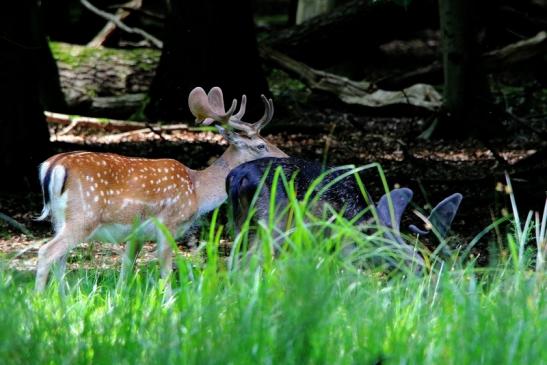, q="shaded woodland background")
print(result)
[0,0,546,254]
